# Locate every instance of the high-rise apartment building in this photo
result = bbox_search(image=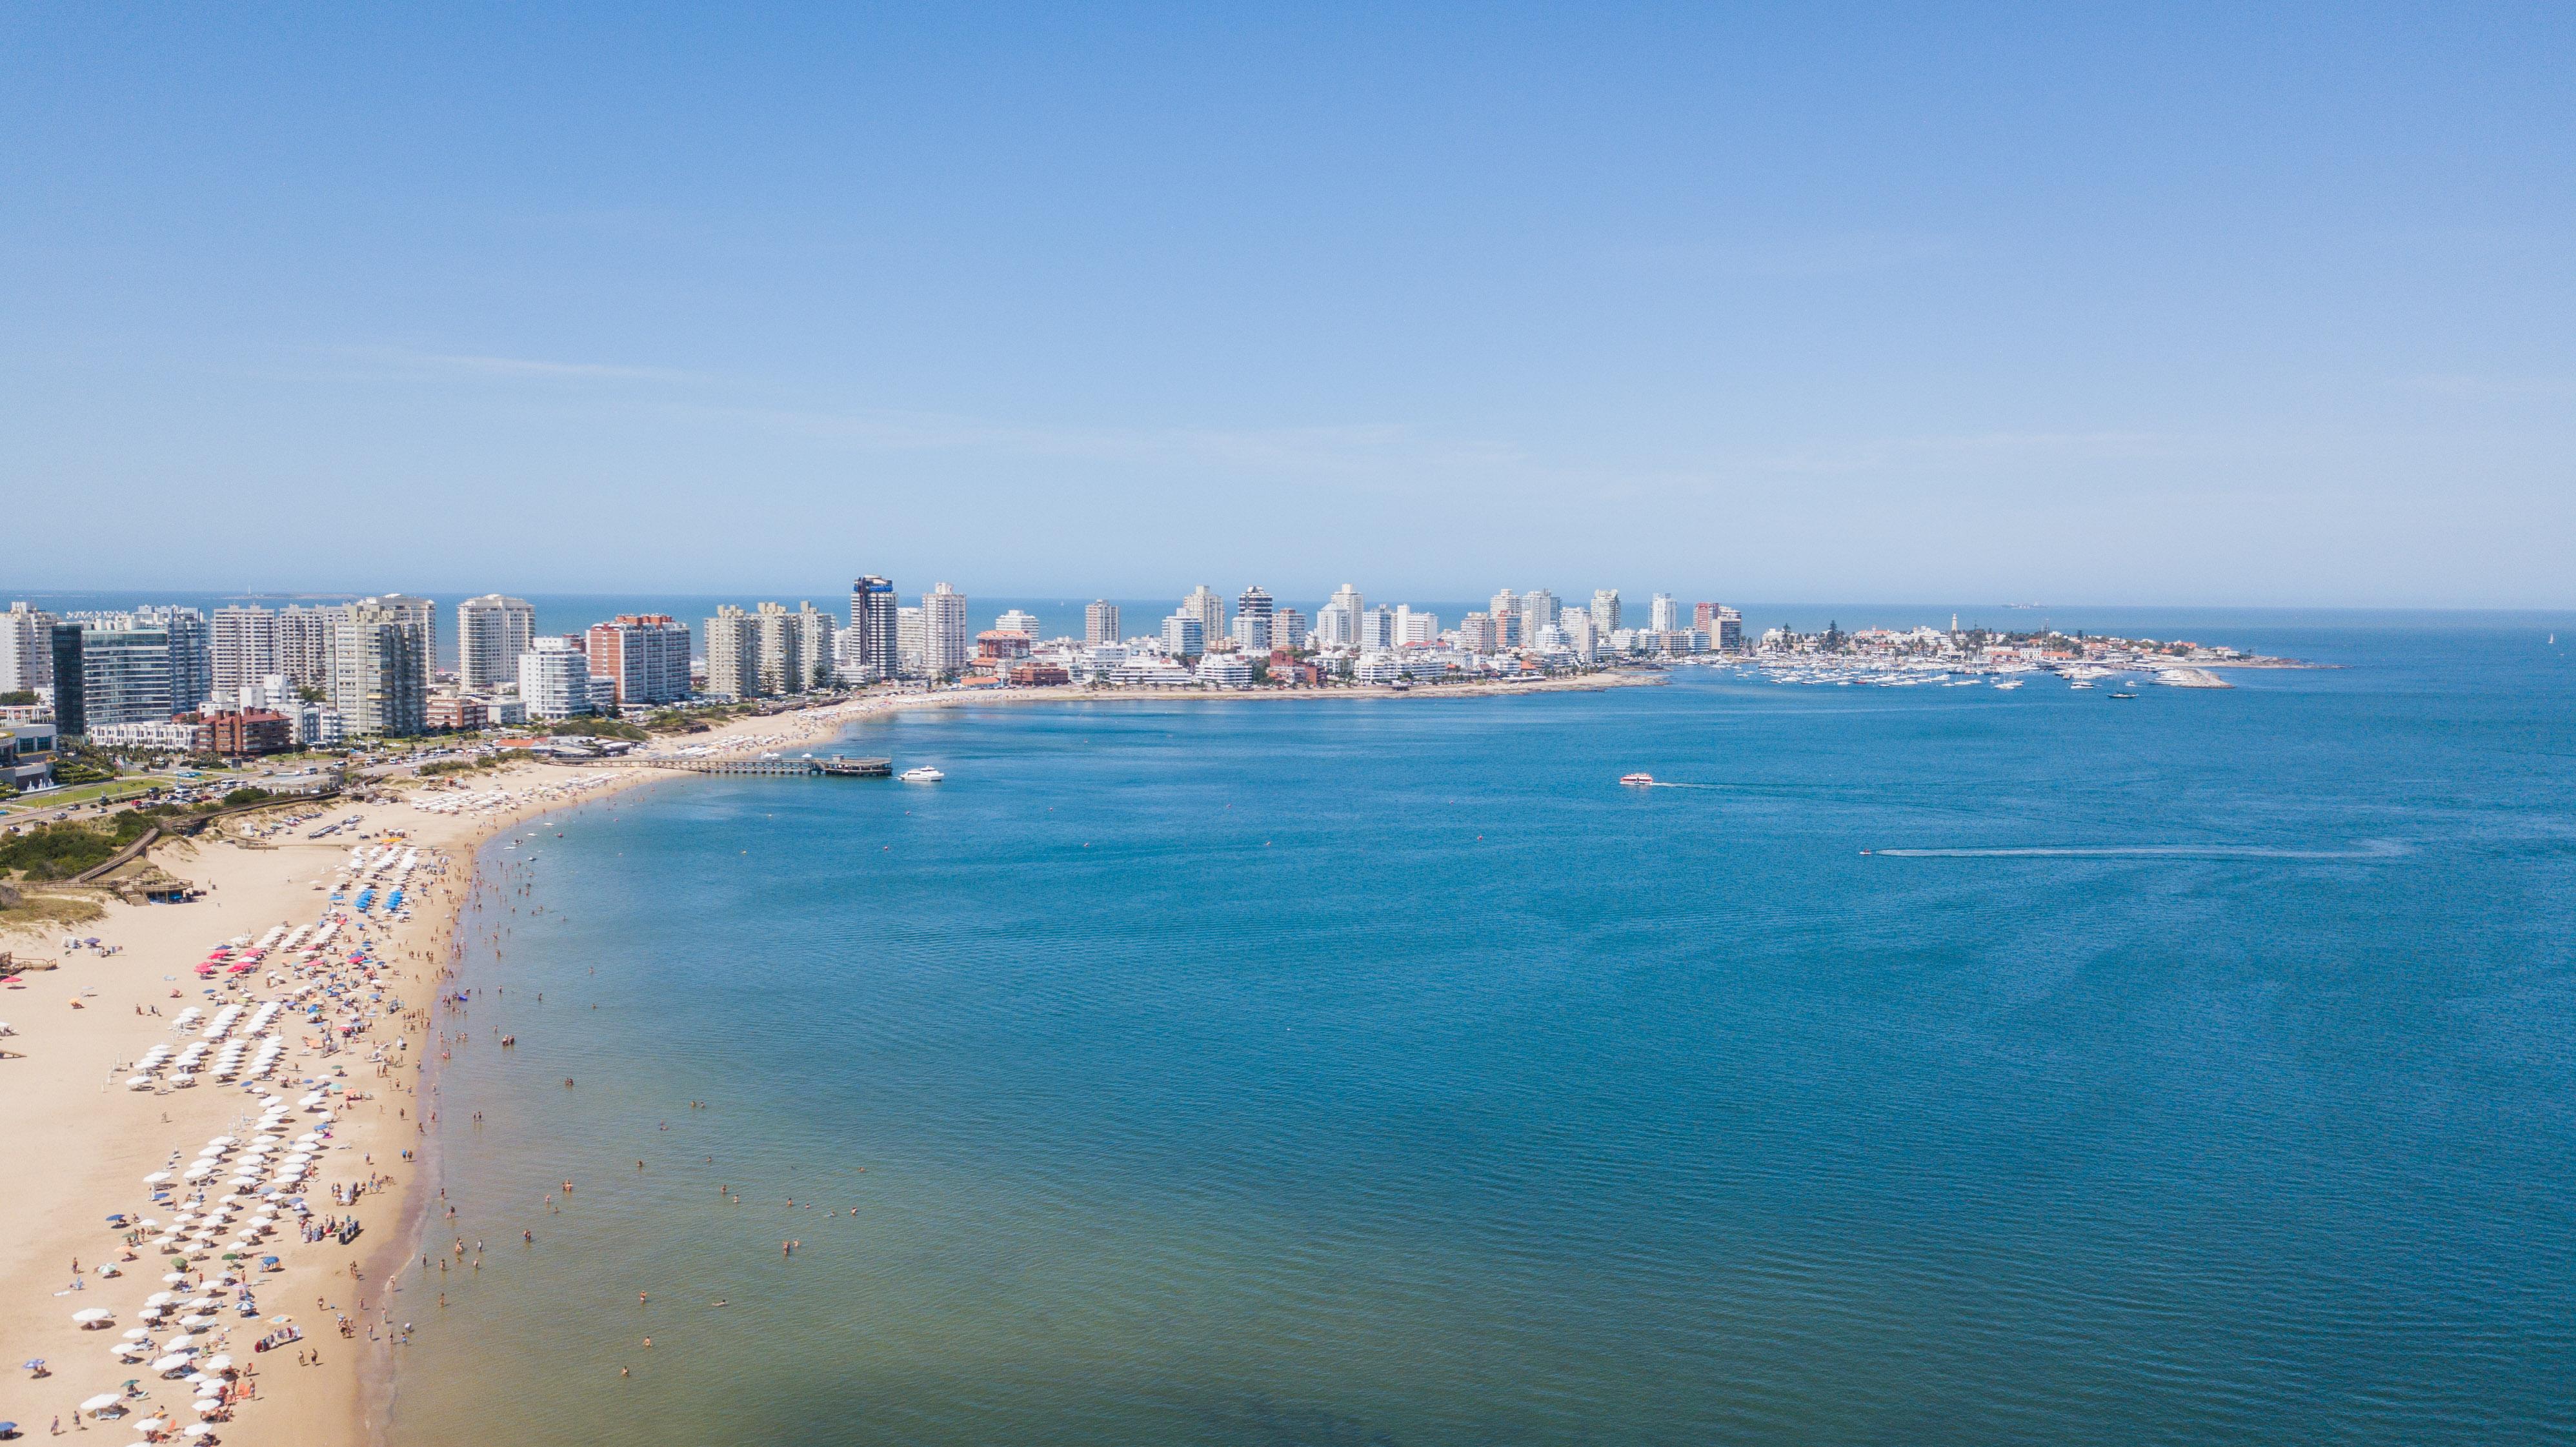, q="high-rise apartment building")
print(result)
[1712,606,1743,653]
[518,636,596,720]
[372,595,438,683]
[702,606,757,700]
[1318,585,1363,649]
[1085,600,1121,645]
[585,615,693,705]
[330,598,430,737]
[1315,585,1360,649]
[994,609,1040,635]
[48,625,87,735]
[458,595,537,691]
[1591,589,1622,634]
[0,603,58,694]
[1650,593,1681,632]
[1459,612,1498,653]
[921,583,970,678]
[1271,607,1307,652]
[1518,590,1558,649]
[212,606,278,698]
[133,607,212,712]
[65,610,208,716]
[1360,605,1397,651]
[797,603,834,691]
[276,605,337,689]
[849,576,900,683]
[1489,589,1524,648]
[1182,586,1224,652]
[68,622,175,729]
[1561,608,1599,662]
[1162,612,1205,657]
[1233,586,1274,653]
[897,607,925,677]
[752,602,804,695]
